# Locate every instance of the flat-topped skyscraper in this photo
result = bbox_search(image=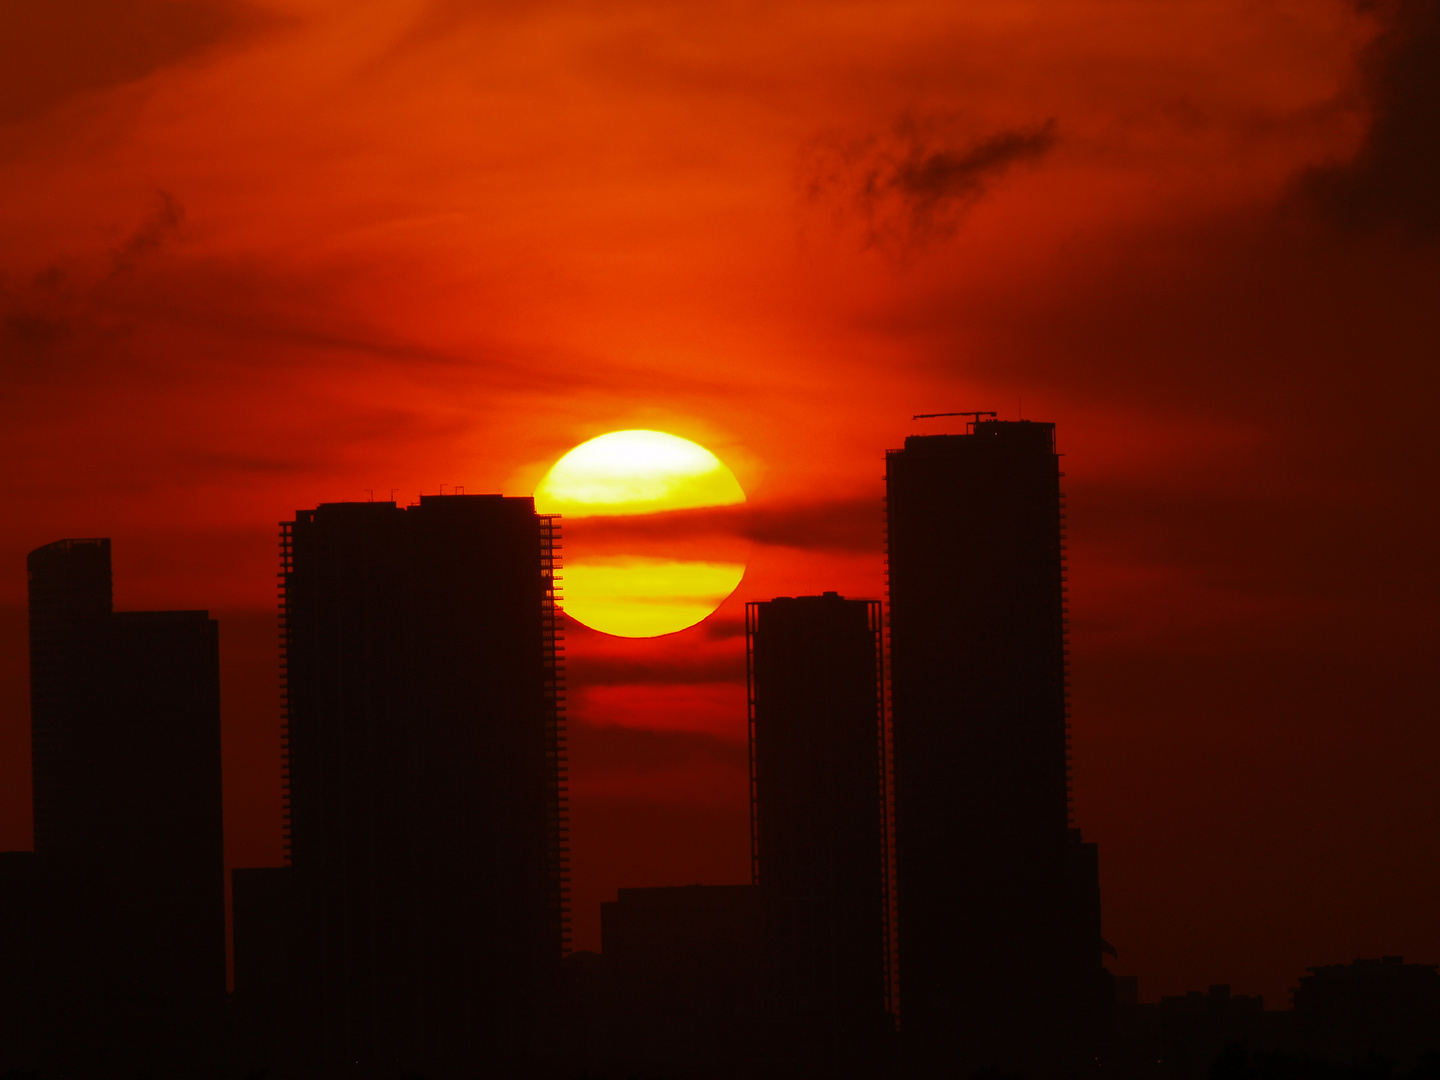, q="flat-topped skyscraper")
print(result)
[747,593,890,1054]
[281,495,566,1071]
[885,420,1106,1073]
